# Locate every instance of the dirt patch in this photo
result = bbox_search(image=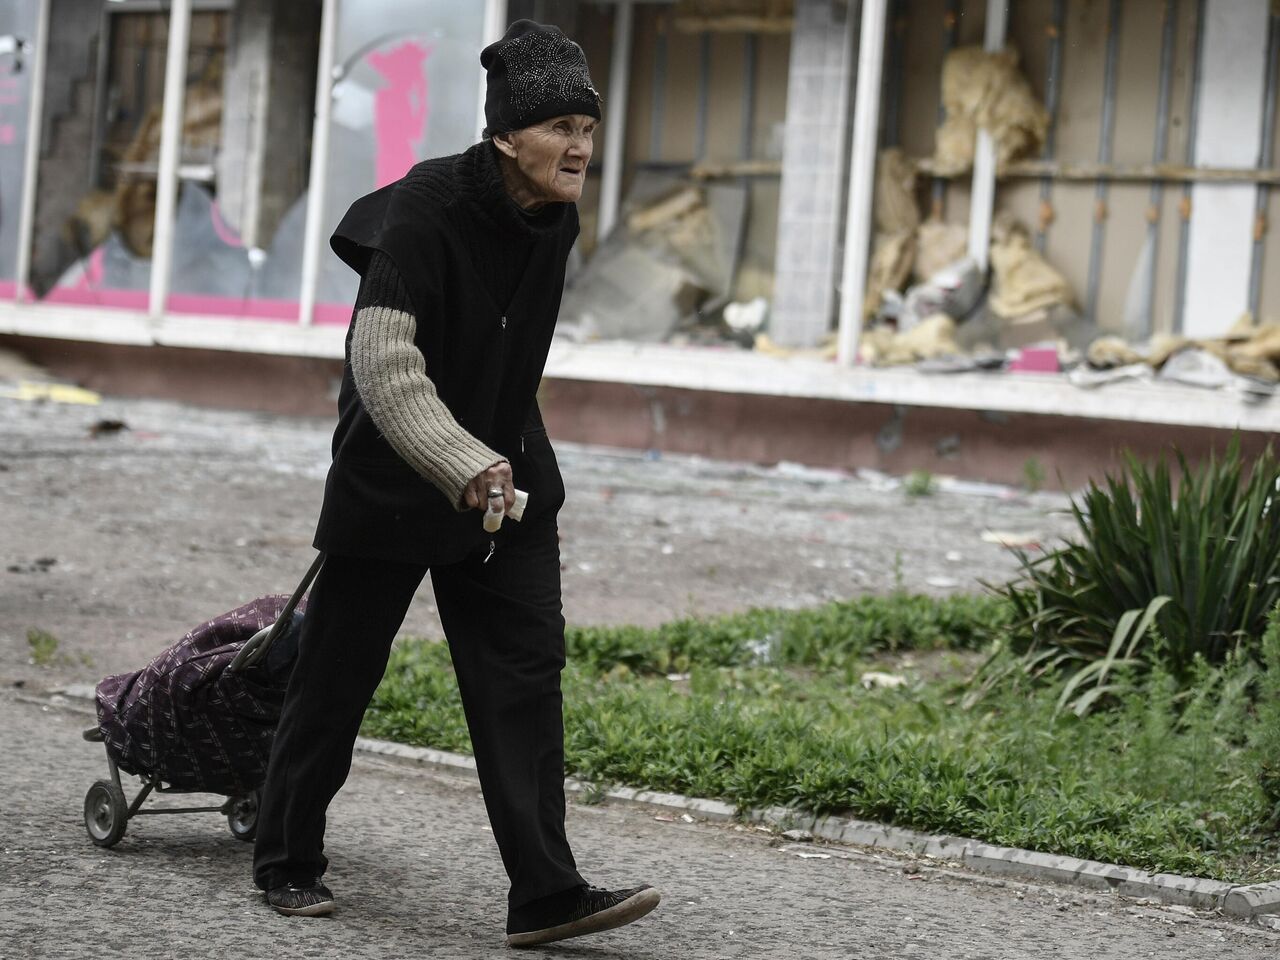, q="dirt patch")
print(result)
[0,391,1075,691]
